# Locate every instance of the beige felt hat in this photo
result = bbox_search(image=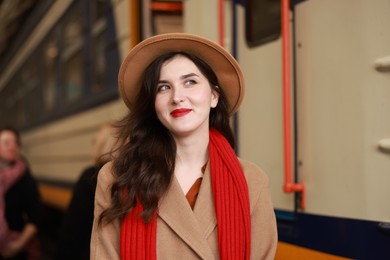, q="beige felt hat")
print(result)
[118,33,244,115]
